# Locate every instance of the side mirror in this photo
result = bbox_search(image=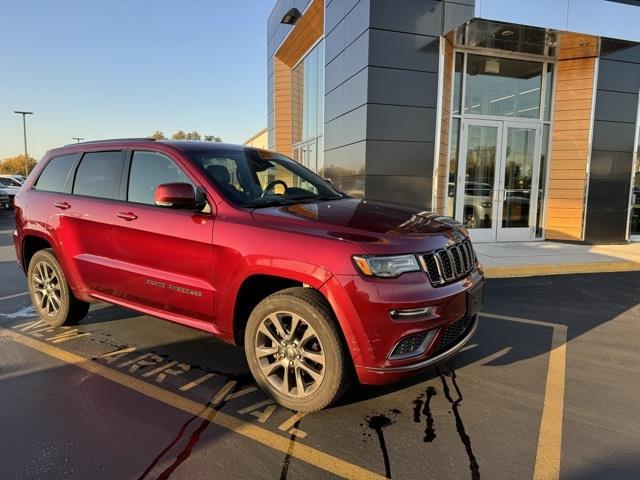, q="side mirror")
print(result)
[154,183,202,210]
